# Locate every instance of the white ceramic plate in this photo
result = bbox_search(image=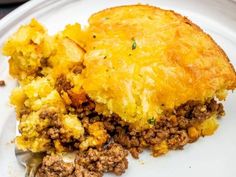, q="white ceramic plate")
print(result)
[0,0,236,176]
